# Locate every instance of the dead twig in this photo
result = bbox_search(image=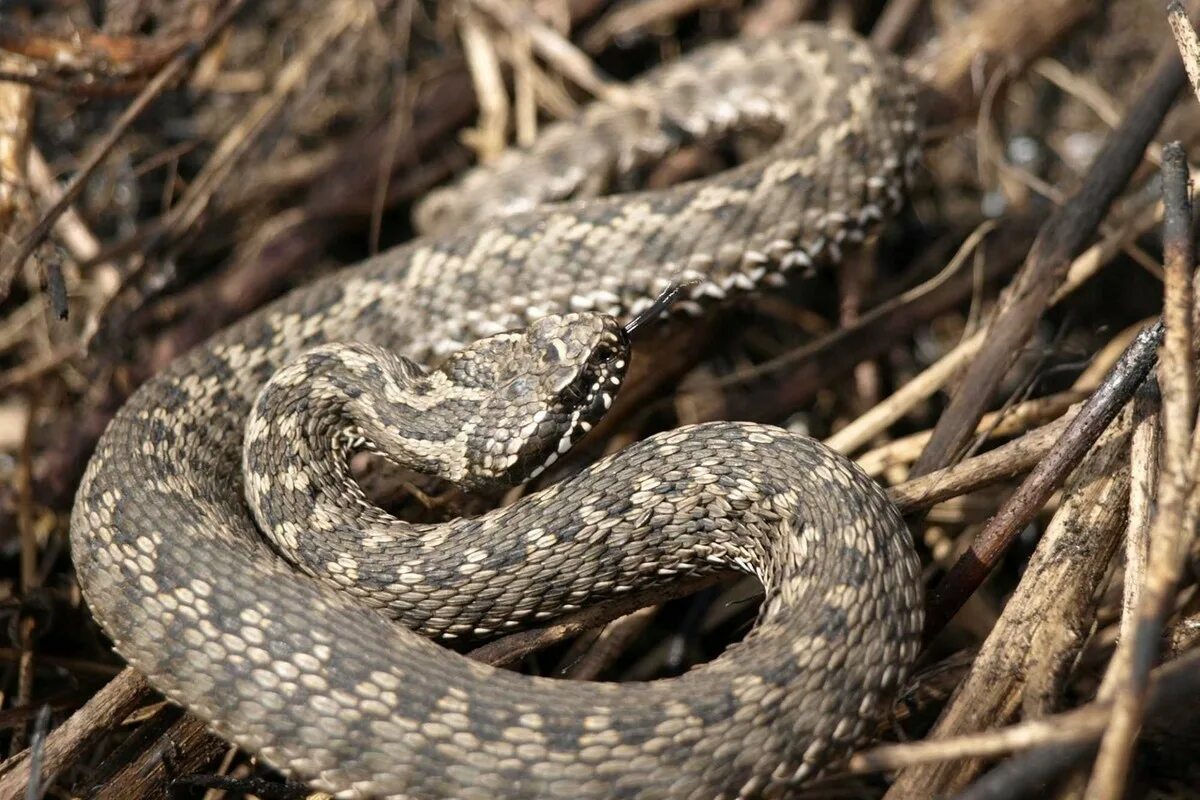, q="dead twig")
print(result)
[1084,143,1196,800]
[470,0,631,104]
[84,710,225,800]
[0,0,252,306]
[859,318,1149,478]
[582,0,730,52]
[911,0,1096,125]
[887,396,1138,796]
[159,0,371,248]
[922,321,1161,636]
[852,648,1200,775]
[0,61,30,245]
[870,0,925,51]
[827,196,1160,457]
[1169,0,1200,104]
[467,574,728,666]
[0,21,187,82]
[682,218,1035,424]
[0,670,151,800]
[909,37,1185,482]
